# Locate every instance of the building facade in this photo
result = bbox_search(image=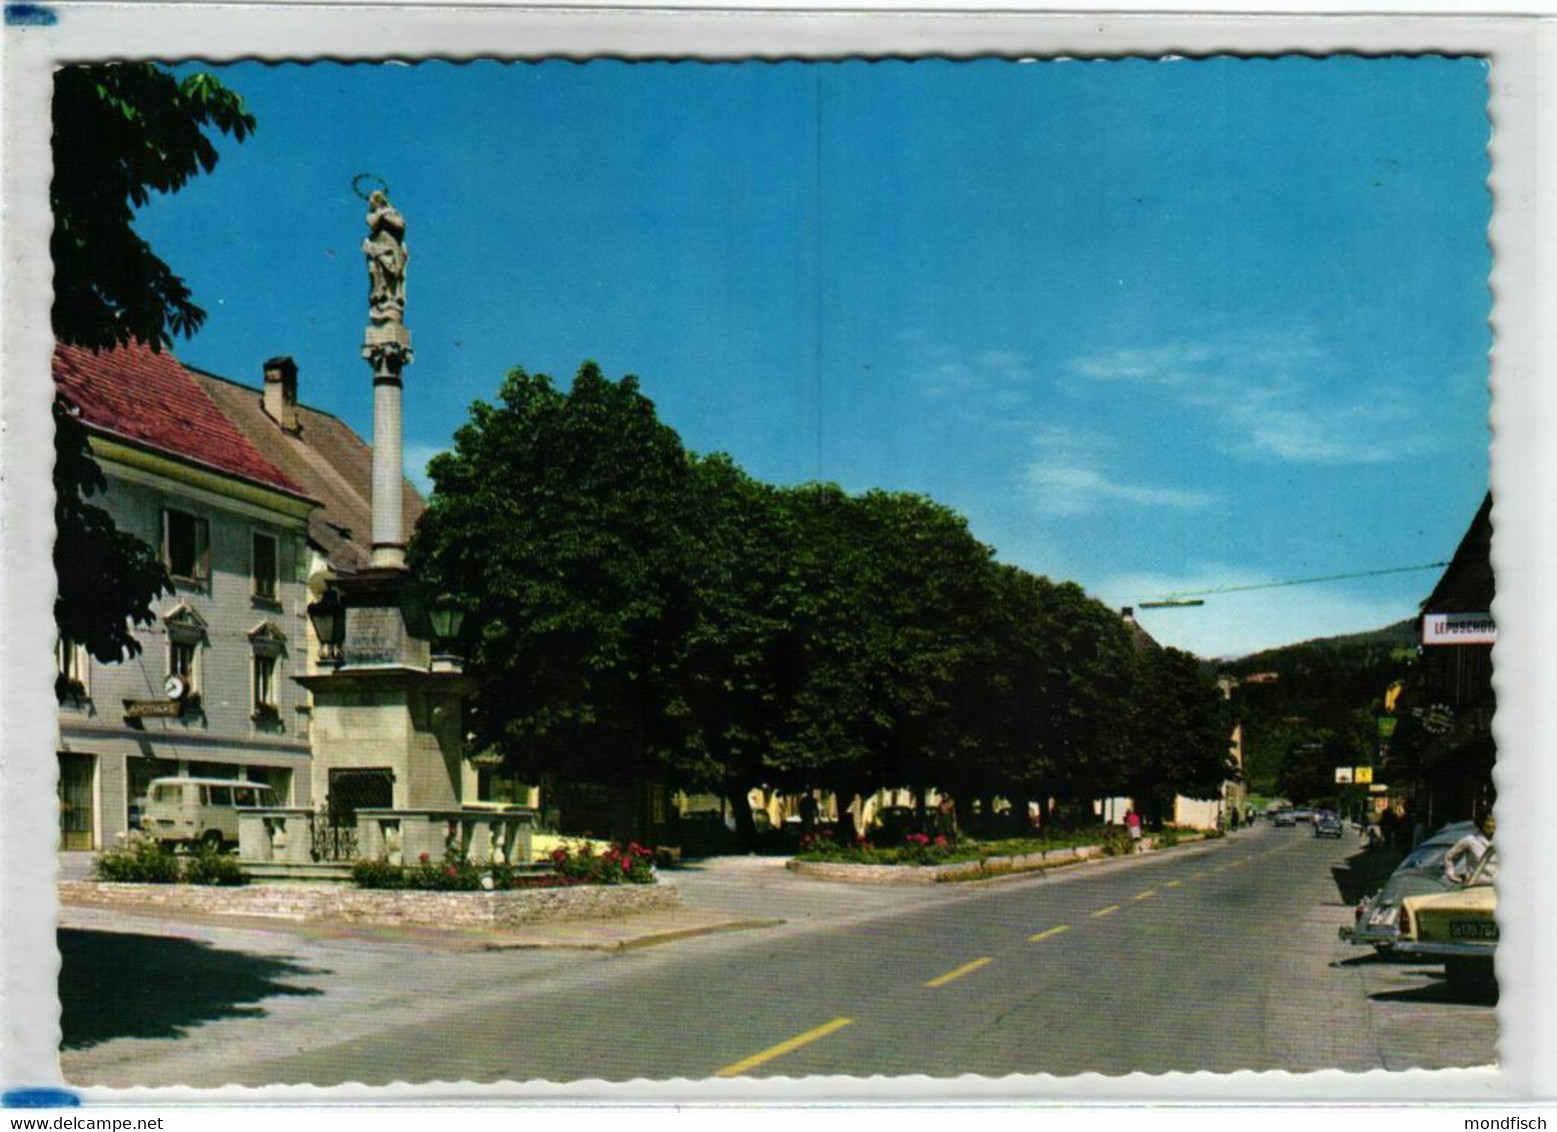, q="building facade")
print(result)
[54,344,318,849]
